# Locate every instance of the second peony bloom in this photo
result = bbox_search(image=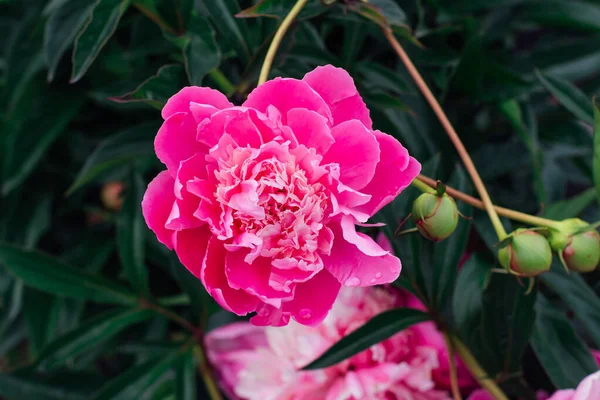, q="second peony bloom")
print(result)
[142,65,421,327]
